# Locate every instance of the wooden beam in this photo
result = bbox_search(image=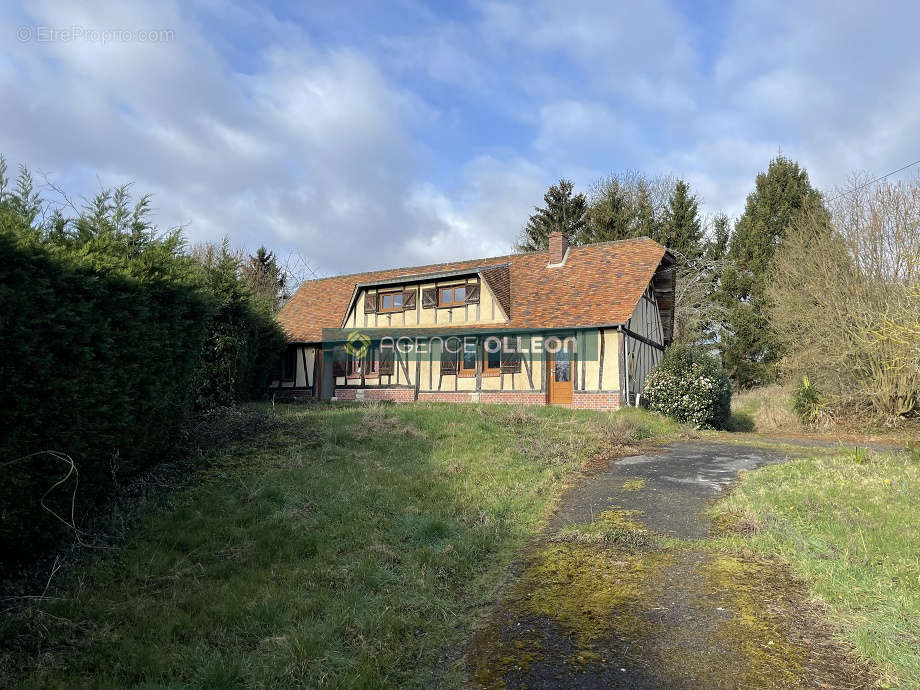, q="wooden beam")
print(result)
[622,328,665,351]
